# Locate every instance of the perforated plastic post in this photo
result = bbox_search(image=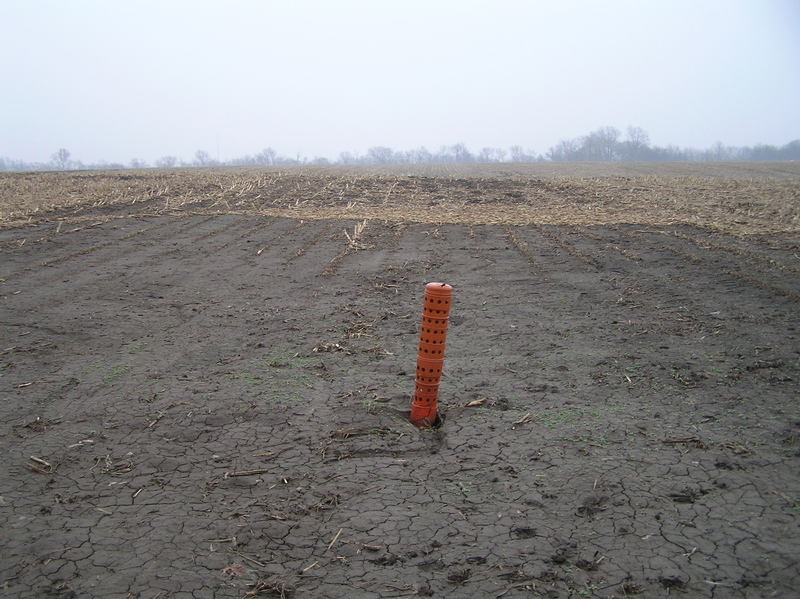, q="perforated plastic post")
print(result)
[410,282,452,427]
